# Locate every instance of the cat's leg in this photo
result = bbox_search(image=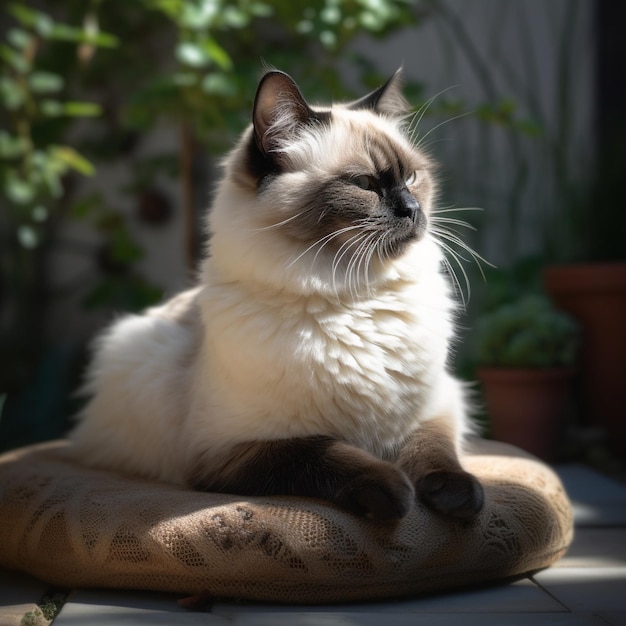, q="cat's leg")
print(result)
[397,416,484,520]
[187,436,414,522]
